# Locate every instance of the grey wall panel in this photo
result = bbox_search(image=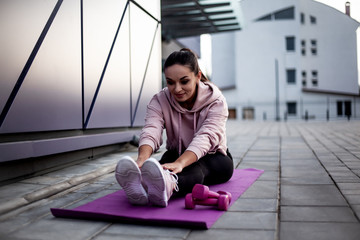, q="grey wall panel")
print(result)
[83,0,131,128]
[0,0,161,135]
[0,0,57,119]
[132,27,162,126]
[1,0,82,133]
[129,2,161,126]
